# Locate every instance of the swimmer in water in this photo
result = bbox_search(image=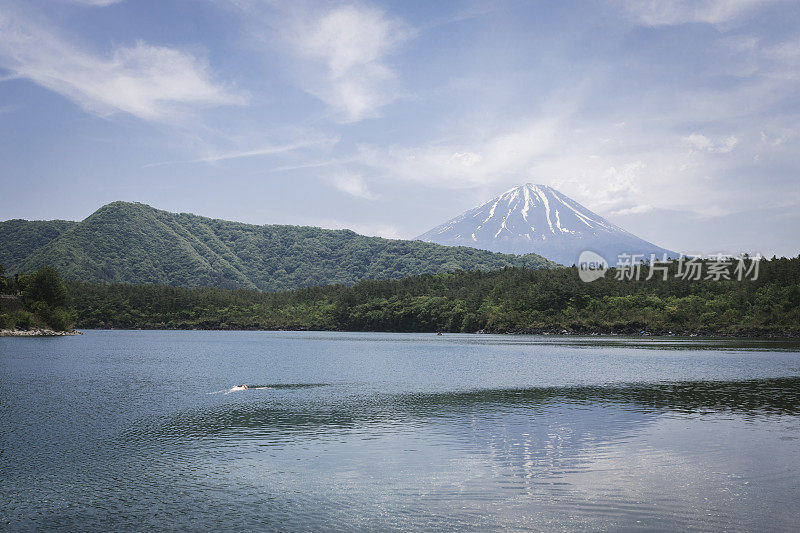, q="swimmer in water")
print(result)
[221,384,248,394]
[209,383,269,394]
